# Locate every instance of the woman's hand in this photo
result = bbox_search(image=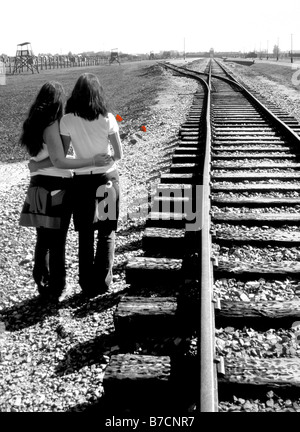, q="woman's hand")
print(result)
[28,157,53,172]
[28,159,39,173]
[94,154,114,167]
